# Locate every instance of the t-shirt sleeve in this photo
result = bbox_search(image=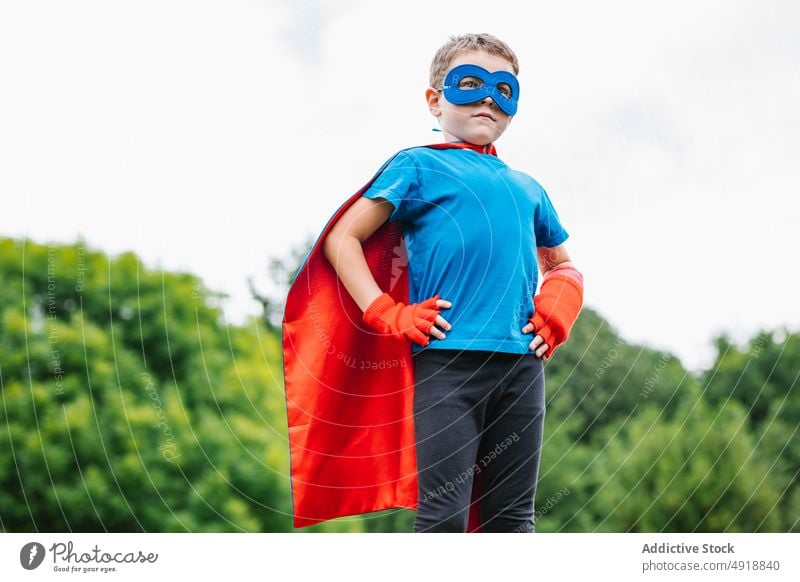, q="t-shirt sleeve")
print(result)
[360,151,419,223]
[534,185,570,247]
